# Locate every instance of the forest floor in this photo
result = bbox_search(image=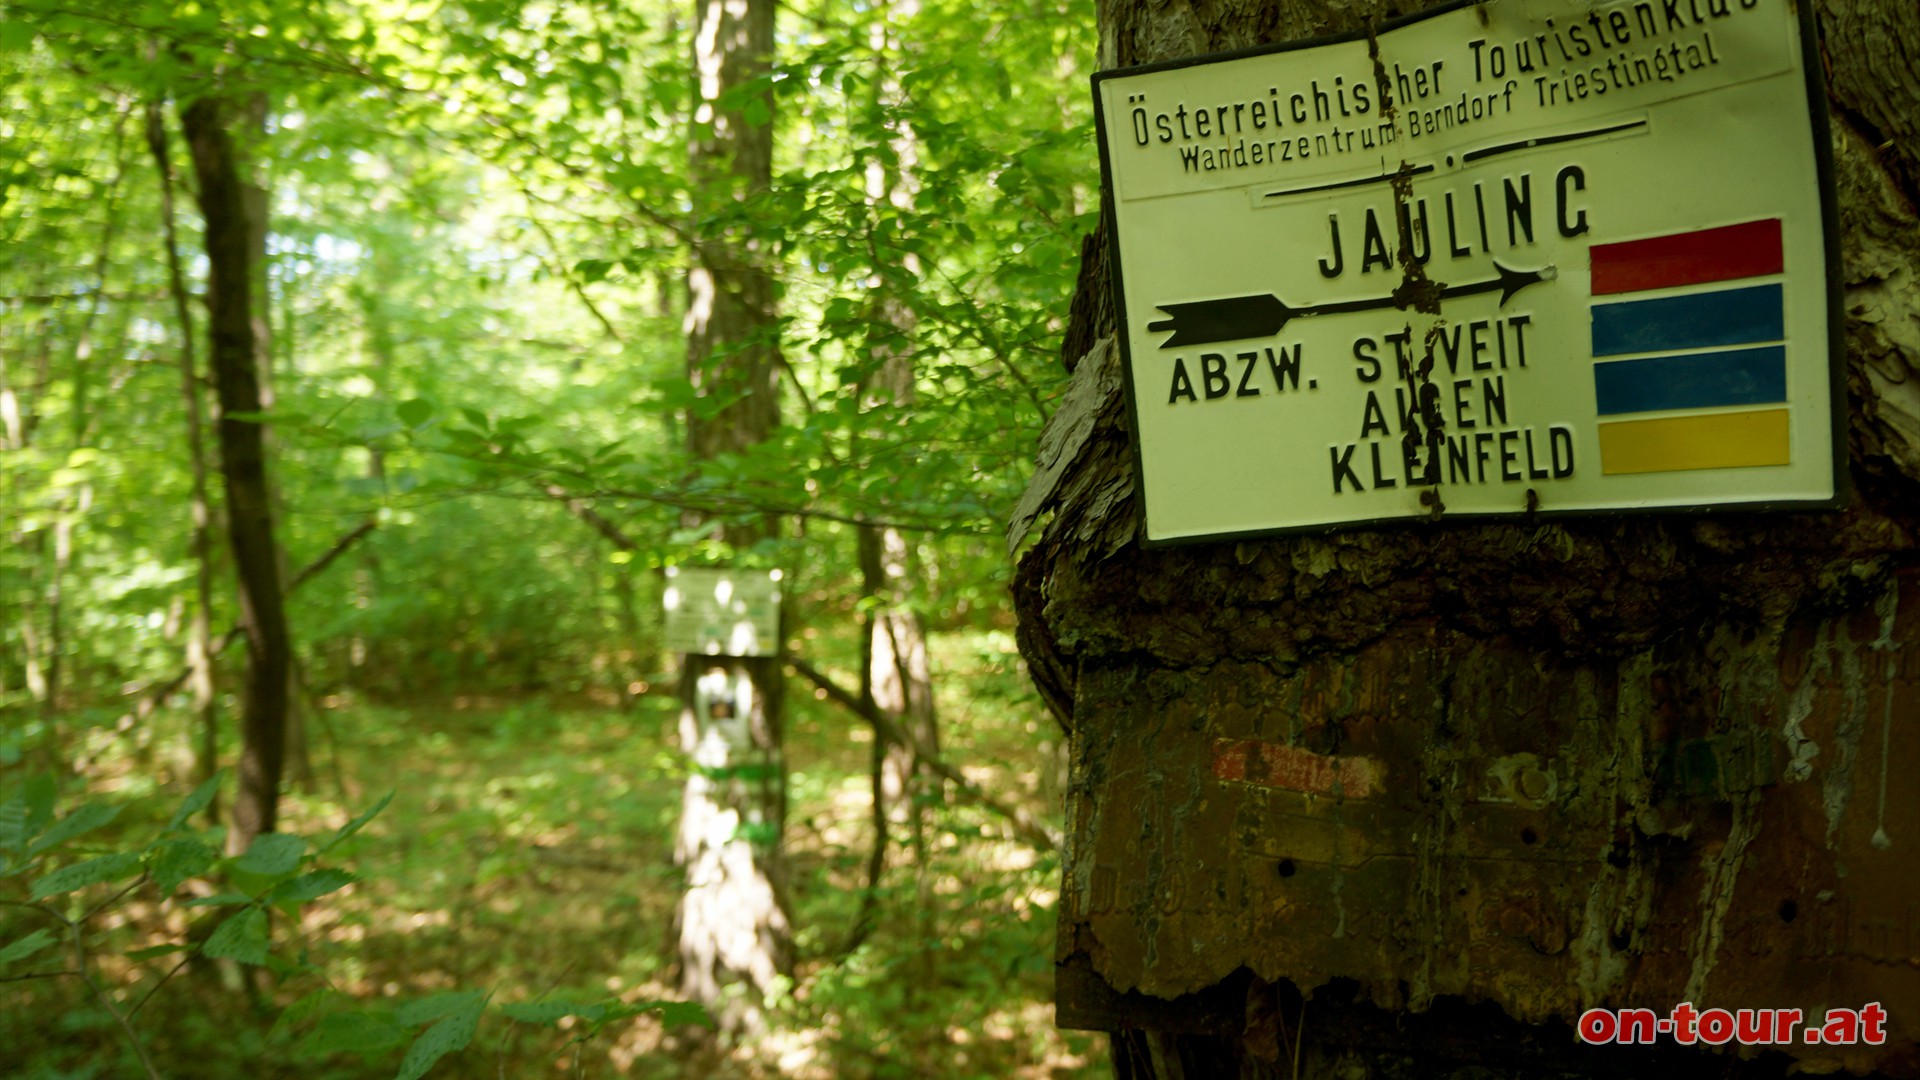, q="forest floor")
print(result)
[1,674,1105,1079]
